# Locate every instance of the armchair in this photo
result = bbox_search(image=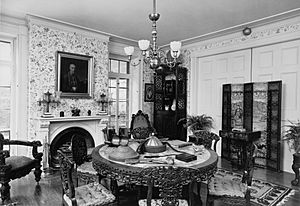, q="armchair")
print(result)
[189,130,220,151]
[0,132,43,204]
[138,166,198,206]
[57,150,116,206]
